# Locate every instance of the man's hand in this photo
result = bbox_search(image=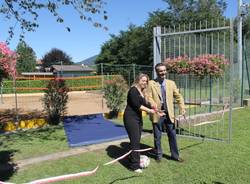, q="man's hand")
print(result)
[181,109,186,116]
[157,111,166,117]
